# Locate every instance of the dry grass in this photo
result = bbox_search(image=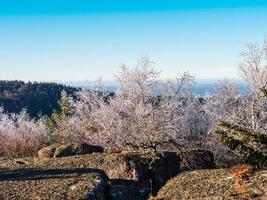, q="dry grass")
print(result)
[231,164,254,198]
